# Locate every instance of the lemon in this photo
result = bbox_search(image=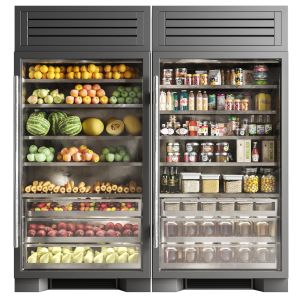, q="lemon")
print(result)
[118,64,126,73]
[73,66,80,72]
[47,71,55,79]
[34,64,41,71]
[29,66,35,72]
[29,71,35,79]
[67,66,73,73]
[40,65,48,73]
[55,67,60,73]
[88,64,96,73]
[48,66,55,72]
[55,72,60,79]
[113,72,121,80]
[34,71,43,79]
[74,72,82,79]
[82,71,90,80]
[80,65,87,72]
[67,72,74,79]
